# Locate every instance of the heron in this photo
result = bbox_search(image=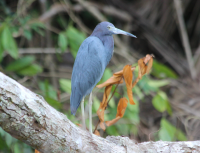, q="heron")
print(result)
[70,21,136,133]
